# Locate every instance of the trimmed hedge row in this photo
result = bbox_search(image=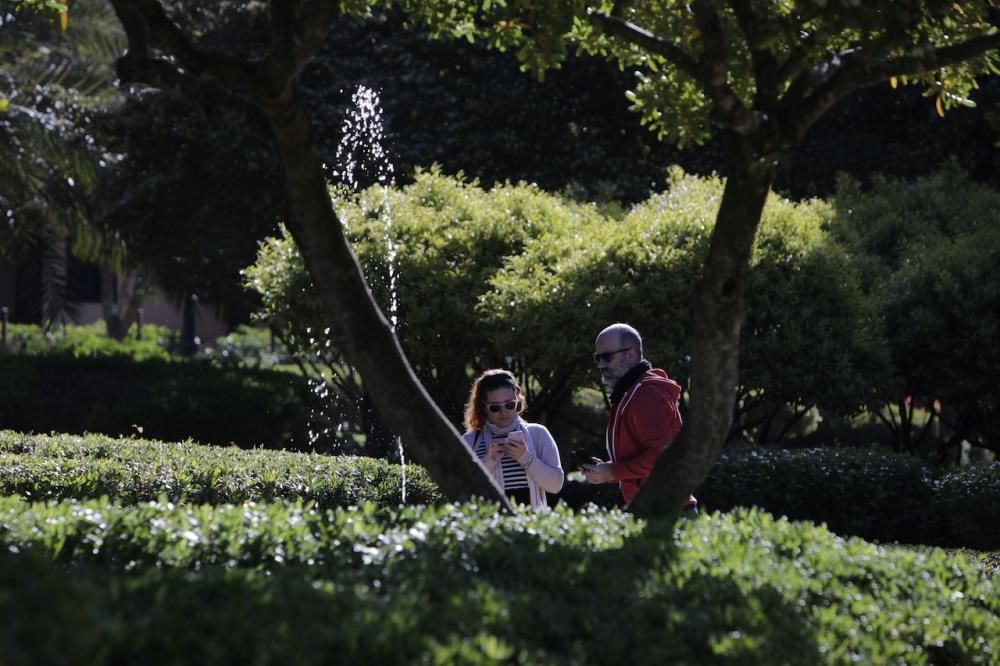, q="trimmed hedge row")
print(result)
[0,355,322,451]
[5,432,999,551]
[0,431,441,508]
[0,499,996,664]
[699,446,1000,550]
